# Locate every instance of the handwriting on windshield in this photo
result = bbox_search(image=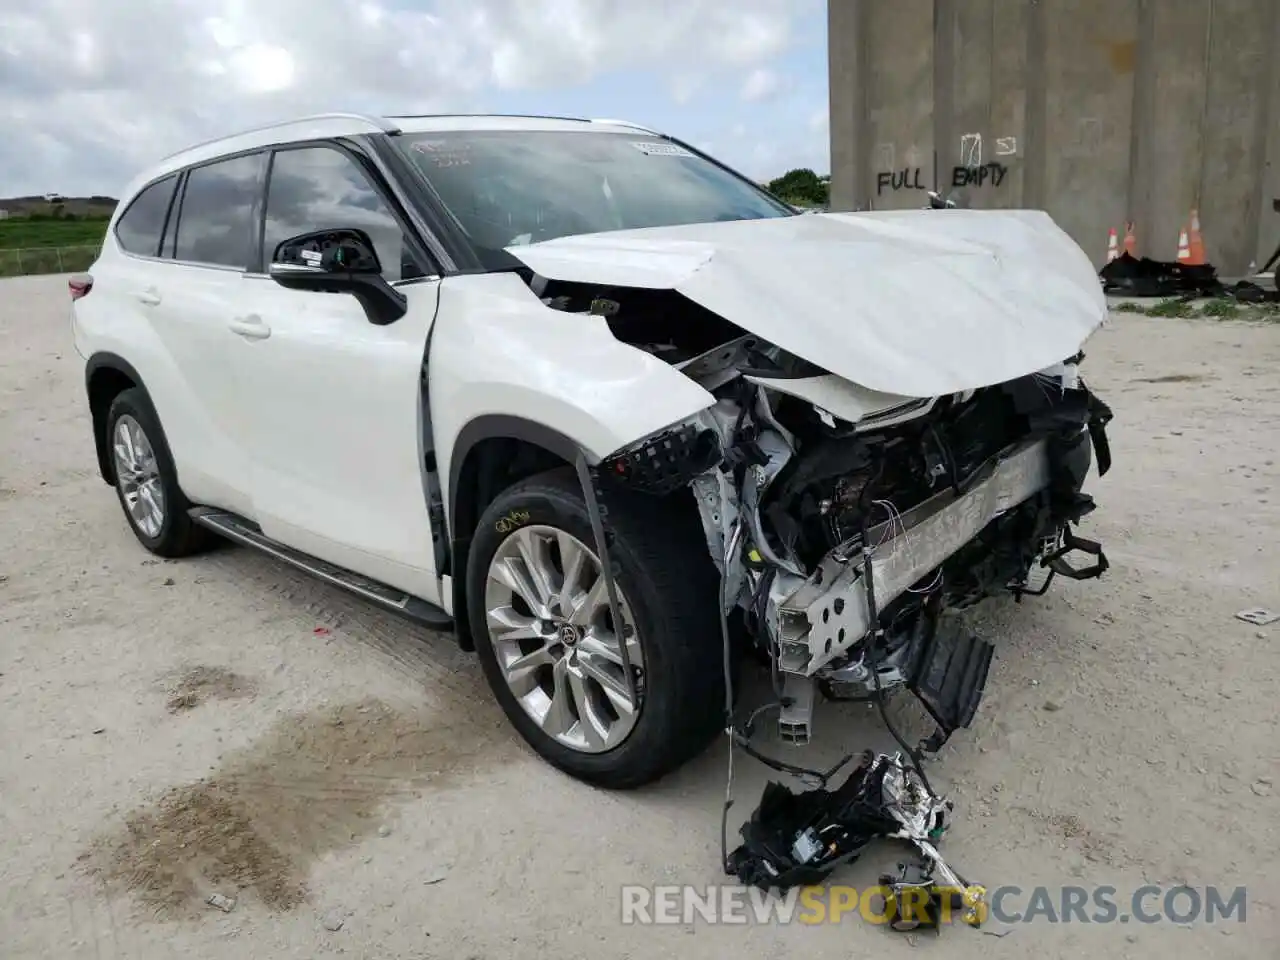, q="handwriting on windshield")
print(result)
[631,142,693,158]
[411,140,472,167]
